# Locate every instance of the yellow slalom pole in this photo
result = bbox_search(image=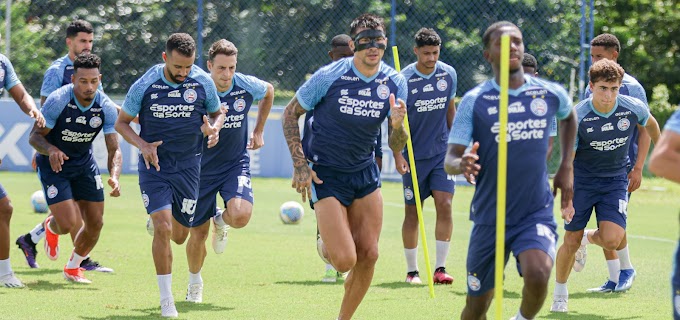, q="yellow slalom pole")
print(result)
[494,34,510,319]
[392,46,435,298]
